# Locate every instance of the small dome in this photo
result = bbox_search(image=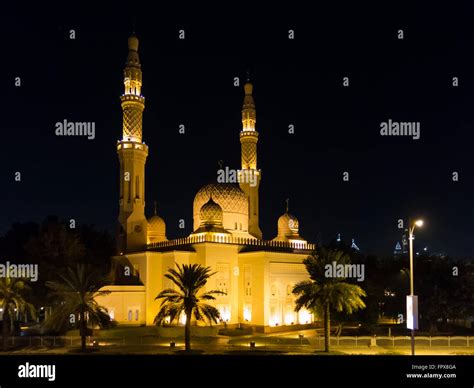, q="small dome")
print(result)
[148,215,165,230]
[200,198,223,226]
[147,214,167,243]
[278,212,299,236]
[273,200,307,243]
